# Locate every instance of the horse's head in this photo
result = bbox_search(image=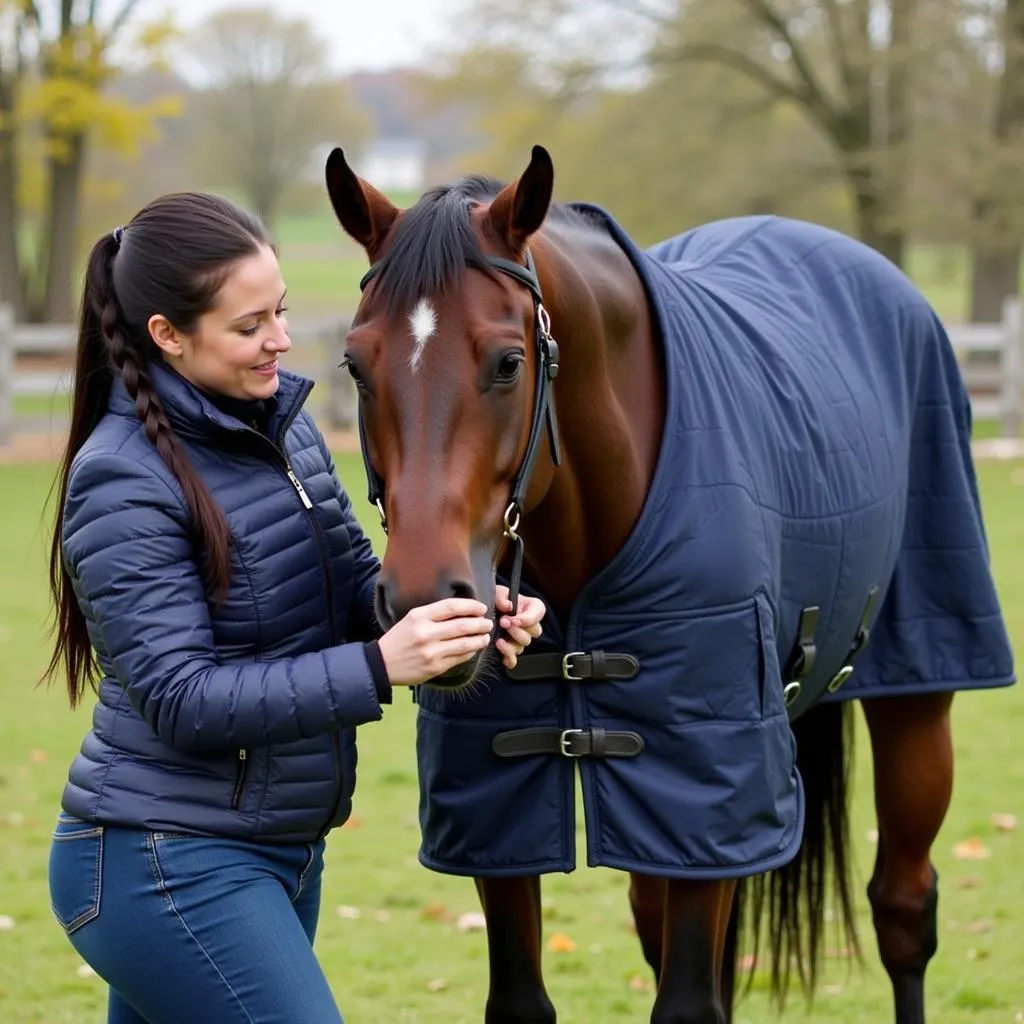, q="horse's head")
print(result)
[326,145,562,688]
